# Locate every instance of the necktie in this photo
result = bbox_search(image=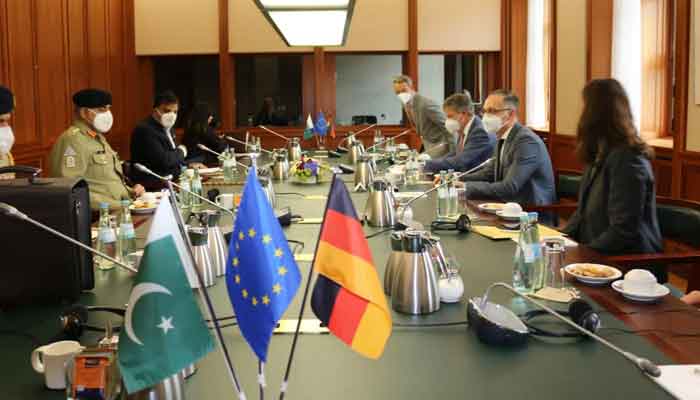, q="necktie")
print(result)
[458,132,466,153]
[494,139,505,182]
